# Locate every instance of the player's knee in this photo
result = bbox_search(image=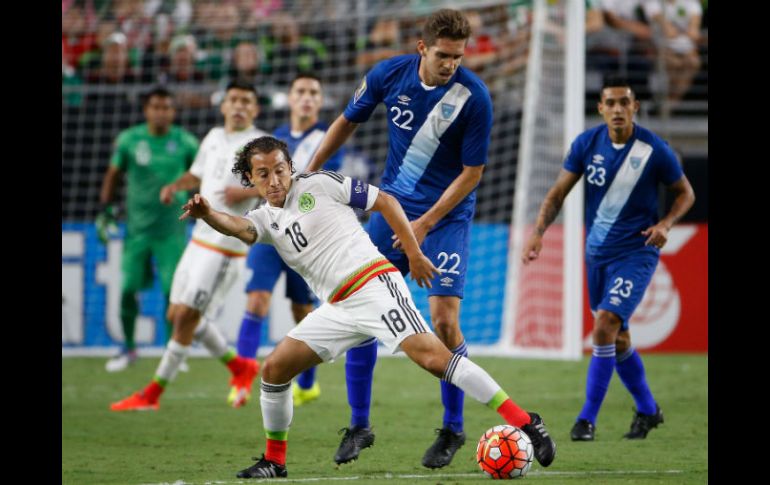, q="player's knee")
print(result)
[246,291,271,317]
[432,317,460,344]
[261,355,291,384]
[593,311,622,344]
[615,332,632,353]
